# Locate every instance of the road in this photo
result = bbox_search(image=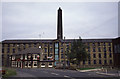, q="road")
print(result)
[11,68,118,78]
